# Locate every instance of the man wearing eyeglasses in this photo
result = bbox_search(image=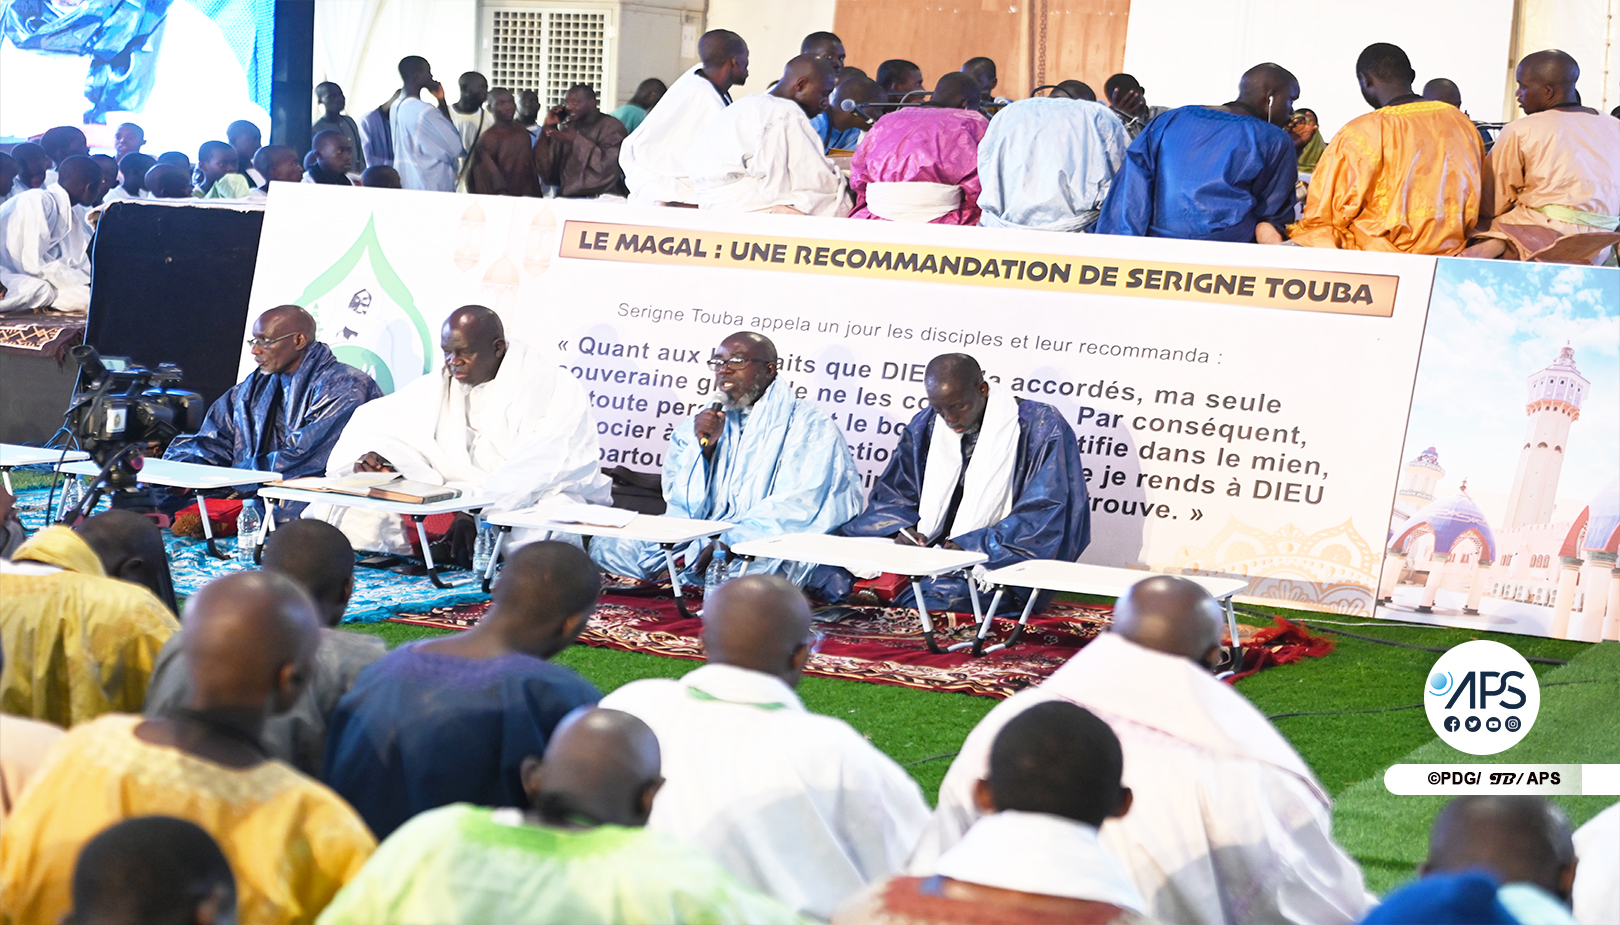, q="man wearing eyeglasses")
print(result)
[163,304,382,514]
[592,331,863,588]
